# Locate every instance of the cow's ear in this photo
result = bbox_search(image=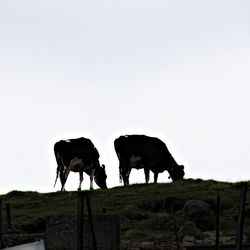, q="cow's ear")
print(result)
[181,165,184,170]
[102,164,105,170]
